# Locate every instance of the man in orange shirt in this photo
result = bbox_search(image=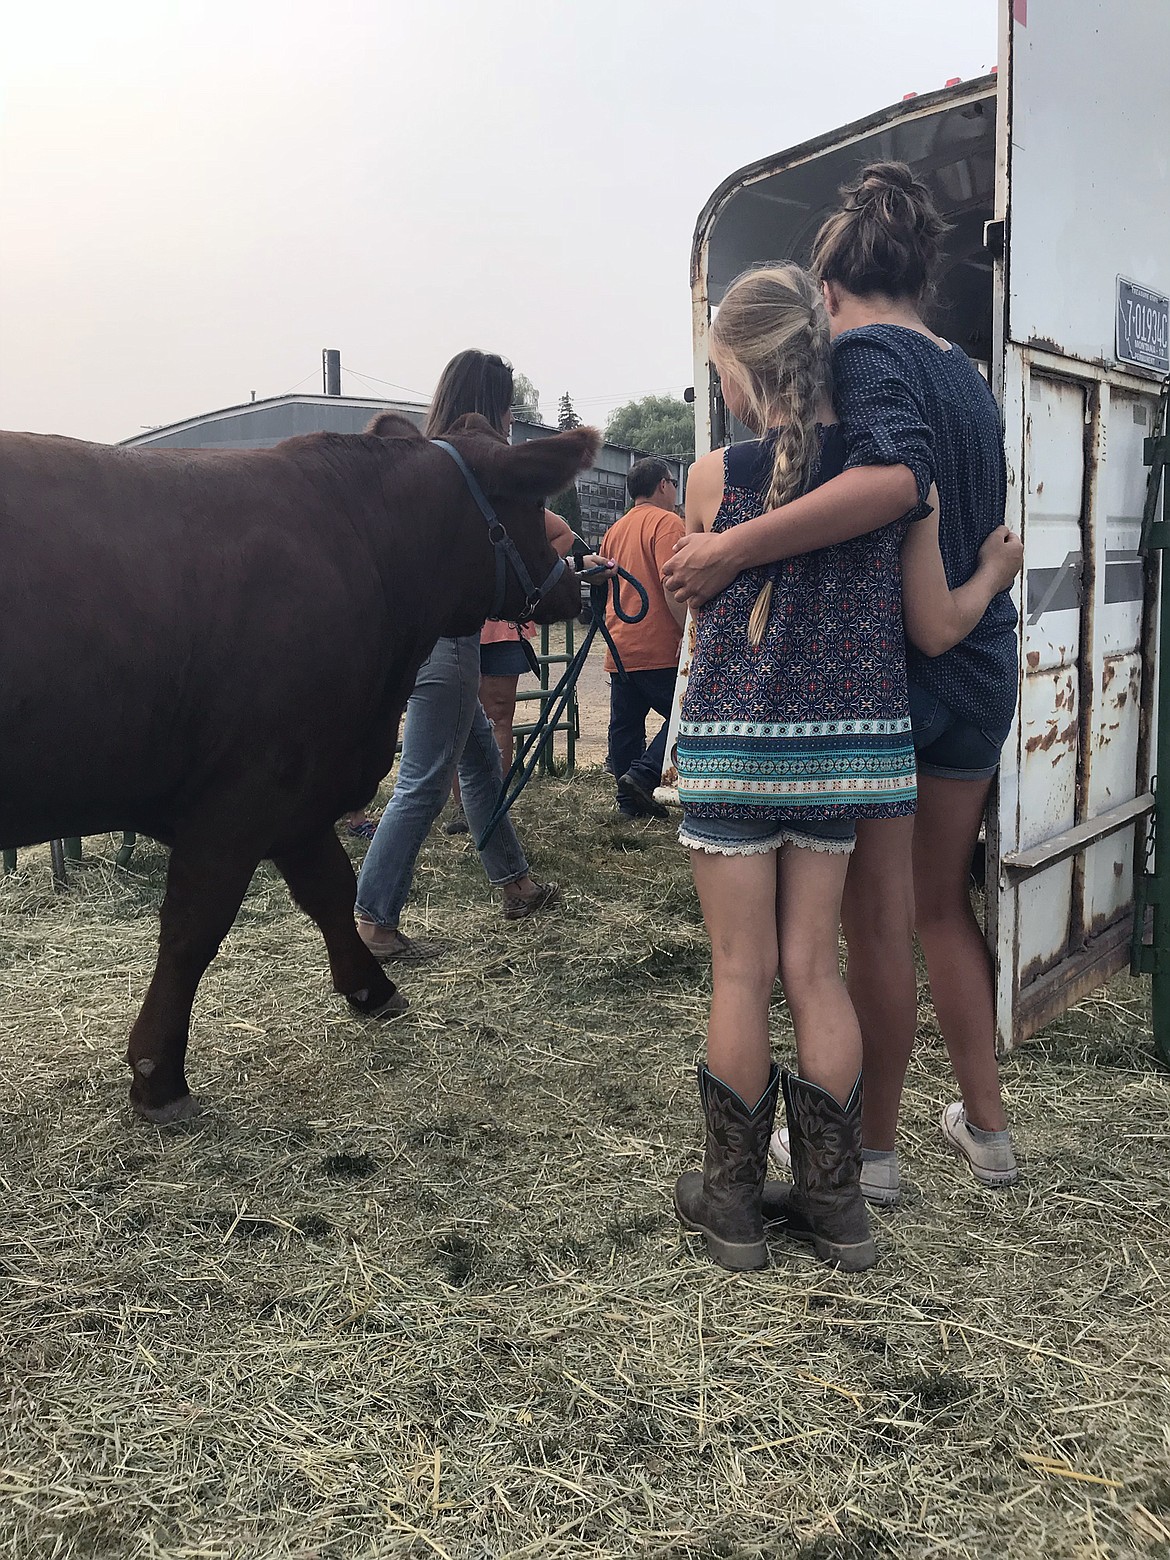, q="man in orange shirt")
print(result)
[602,458,686,819]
